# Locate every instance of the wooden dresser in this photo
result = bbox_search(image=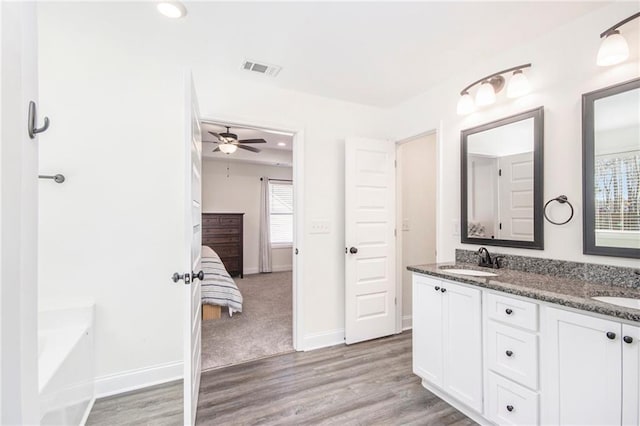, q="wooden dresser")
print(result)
[202,213,244,278]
